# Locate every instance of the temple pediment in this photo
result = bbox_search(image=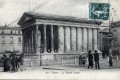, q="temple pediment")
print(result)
[18,12,34,25]
[18,12,102,26]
